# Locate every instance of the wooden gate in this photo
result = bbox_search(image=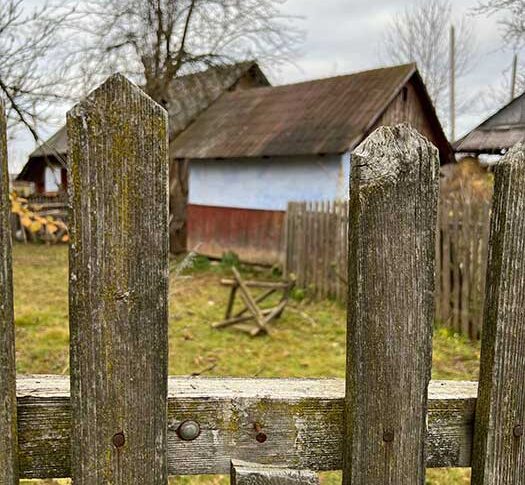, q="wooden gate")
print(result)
[1,76,525,484]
